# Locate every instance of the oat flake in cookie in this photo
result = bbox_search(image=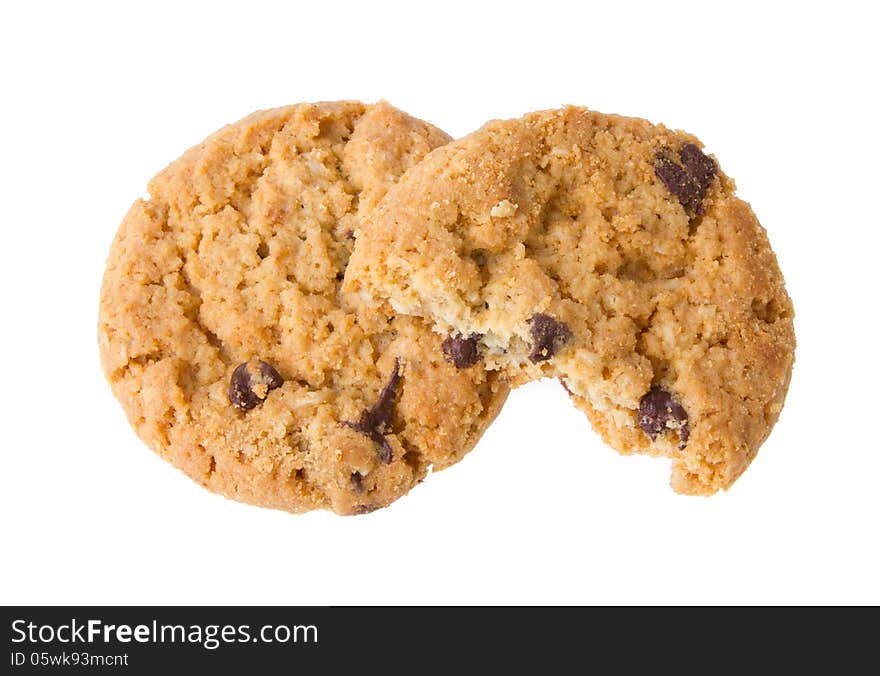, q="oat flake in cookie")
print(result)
[98,101,508,515]
[345,106,795,495]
